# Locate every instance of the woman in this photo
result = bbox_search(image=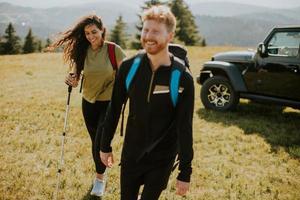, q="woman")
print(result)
[52,15,126,196]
